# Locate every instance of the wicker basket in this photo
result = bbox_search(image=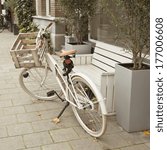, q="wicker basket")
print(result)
[10,32,42,68]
